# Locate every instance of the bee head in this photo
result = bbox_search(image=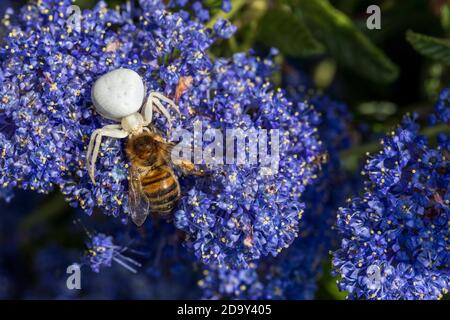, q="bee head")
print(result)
[127,133,159,161]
